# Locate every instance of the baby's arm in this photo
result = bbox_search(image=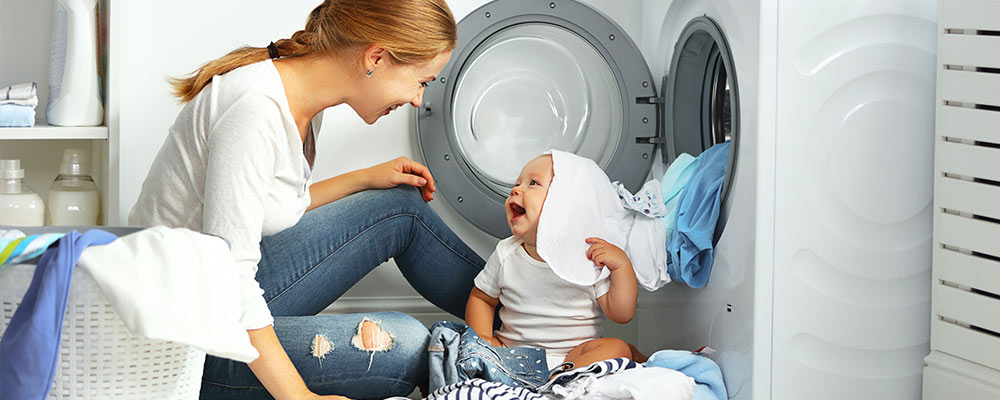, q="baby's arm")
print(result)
[466,287,504,347]
[587,238,638,324]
